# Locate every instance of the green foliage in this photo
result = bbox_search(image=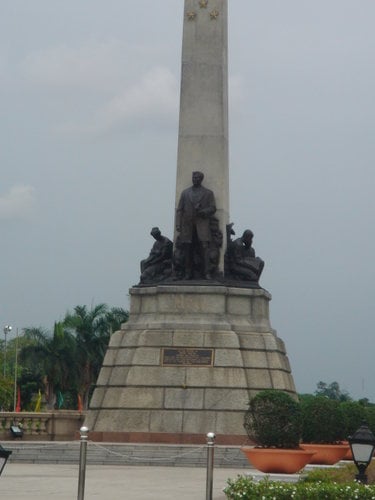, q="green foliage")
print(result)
[301,396,346,443]
[16,369,44,410]
[17,303,129,411]
[340,401,366,437]
[301,460,375,485]
[365,406,375,436]
[301,463,358,484]
[315,381,351,401]
[224,475,375,499]
[0,376,13,410]
[244,390,302,449]
[63,303,129,409]
[19,323,78,409]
